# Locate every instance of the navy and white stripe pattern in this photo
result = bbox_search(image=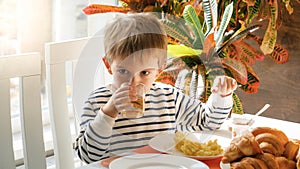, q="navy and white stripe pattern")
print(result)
[74,82,232,163]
